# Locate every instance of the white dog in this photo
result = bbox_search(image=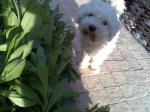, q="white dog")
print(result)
[77,0,125,73]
